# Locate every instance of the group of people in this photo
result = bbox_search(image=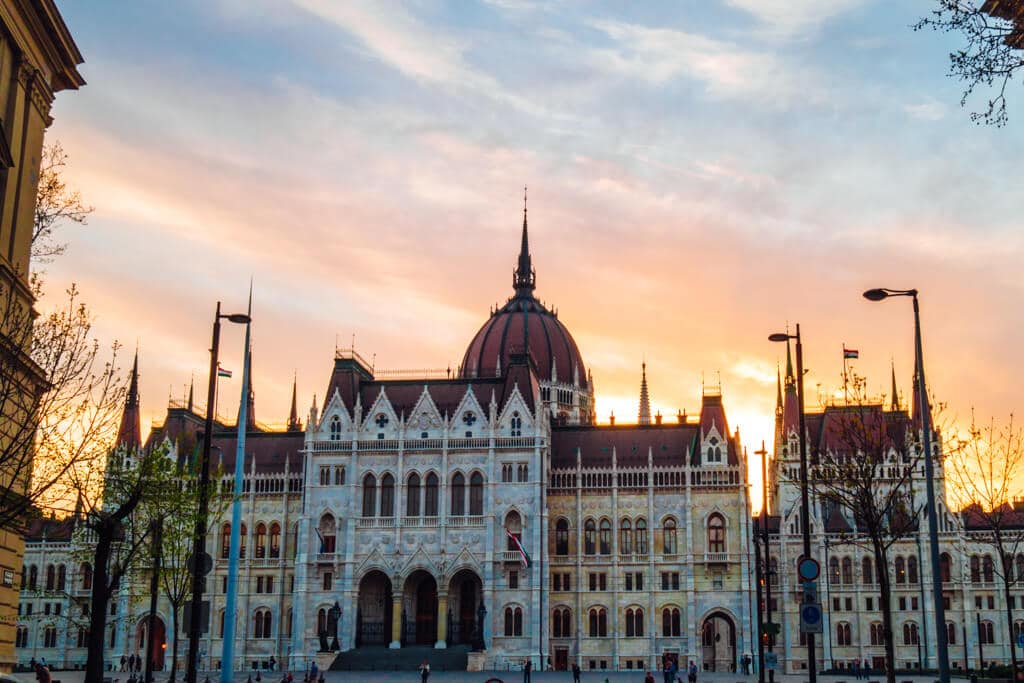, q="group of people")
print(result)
[119,654,146,673]
[850,660,872,680]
